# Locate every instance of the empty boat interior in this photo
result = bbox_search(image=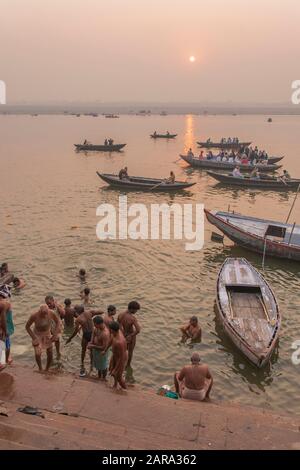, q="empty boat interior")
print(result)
[226,285,266,320]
